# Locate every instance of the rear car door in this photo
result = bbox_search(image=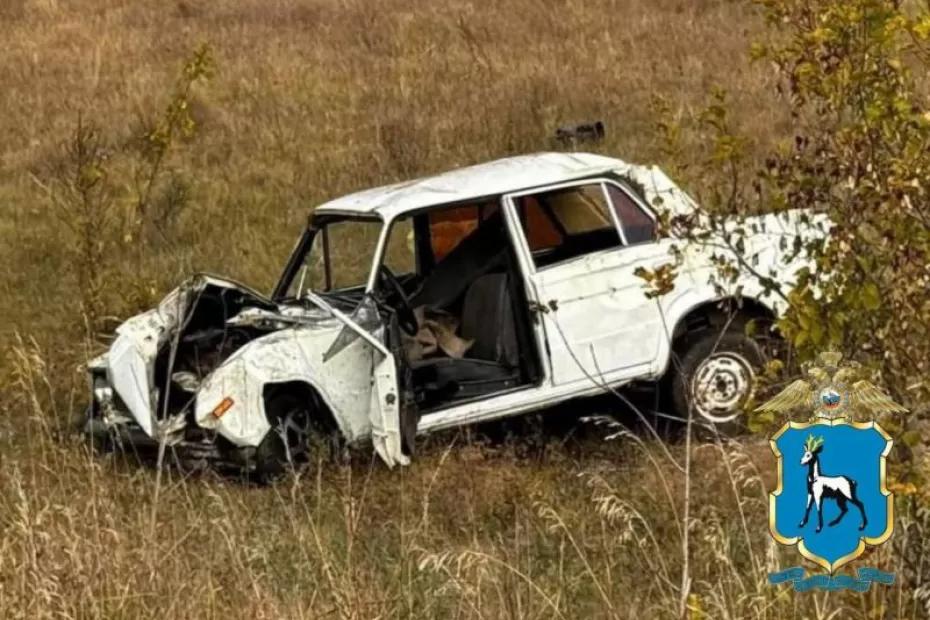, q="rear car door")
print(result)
[503,179,668,387]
